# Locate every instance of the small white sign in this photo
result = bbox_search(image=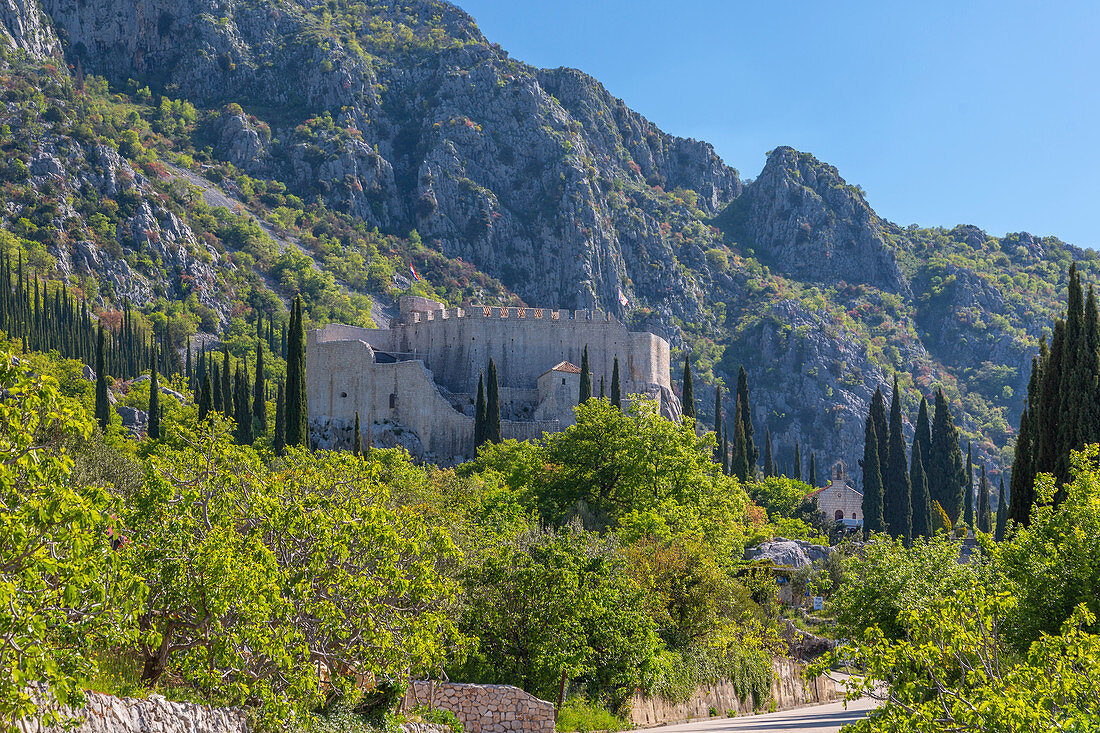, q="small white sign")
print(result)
[813,596,824,611]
